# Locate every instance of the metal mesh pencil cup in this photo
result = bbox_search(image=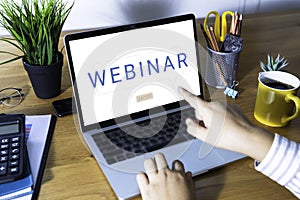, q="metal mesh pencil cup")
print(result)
[205,47,241,88]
